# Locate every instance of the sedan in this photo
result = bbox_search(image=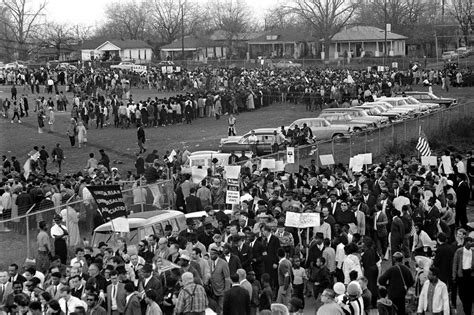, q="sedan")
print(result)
[287,118,351,141]
[219,128,284,156]
[274,60,302,68]
[317,113,372,132]
[400,91,456,108]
